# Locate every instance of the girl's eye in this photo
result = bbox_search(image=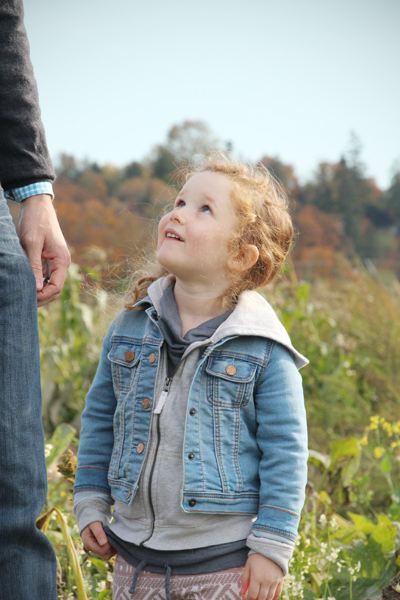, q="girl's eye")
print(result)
[176,199,185,208]
[201,205,211,214]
